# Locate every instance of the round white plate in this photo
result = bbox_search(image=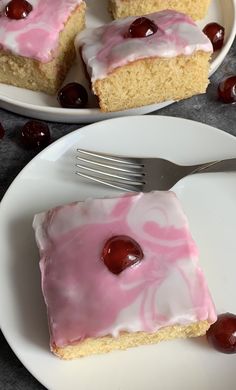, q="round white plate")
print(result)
[0,116,236,390]
[0,0,235,123]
